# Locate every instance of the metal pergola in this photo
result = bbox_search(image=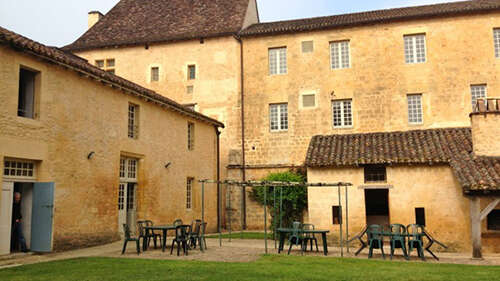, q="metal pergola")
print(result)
[198,179,353,256]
